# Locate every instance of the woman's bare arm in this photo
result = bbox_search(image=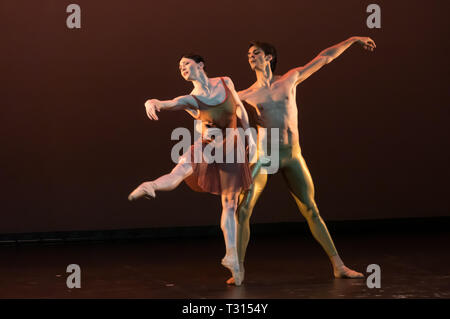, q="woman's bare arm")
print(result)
[144,95,198,120]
